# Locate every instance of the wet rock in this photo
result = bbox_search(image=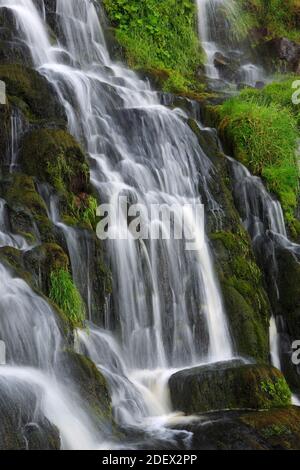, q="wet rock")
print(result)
[262,37,300,72]
[0,64,66,126]
[0,379,60,450]
[179,407,300,450]
[169,361,291,414]
[57,351,113,429]
[213,52,240,82]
